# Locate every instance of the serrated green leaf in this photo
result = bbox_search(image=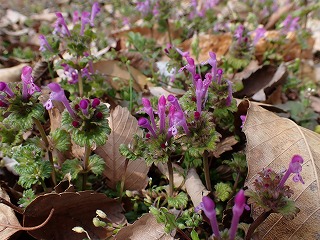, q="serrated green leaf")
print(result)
[61,159,83,180]
[168,192,188,209]
[50,129,71,152]
[214,182,232,202]
[88,154,105,176]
